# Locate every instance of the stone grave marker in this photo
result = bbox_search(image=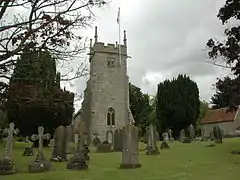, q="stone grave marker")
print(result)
[0,123,18,175]
[50,126,68,162]
[168,129,174,142]
[28,126,52,173]
[160,132,170,149]
[146,125,159,155]
[113,128,123,151]
[67,134,89,170]
[188,124,196,140]
[179,129,185,142]
[120,125,141,169]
